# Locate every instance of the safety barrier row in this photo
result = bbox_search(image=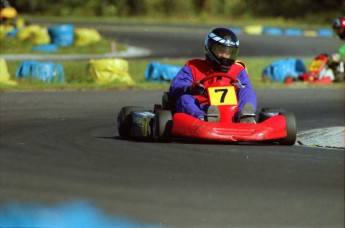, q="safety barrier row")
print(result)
[231,25,334,37]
